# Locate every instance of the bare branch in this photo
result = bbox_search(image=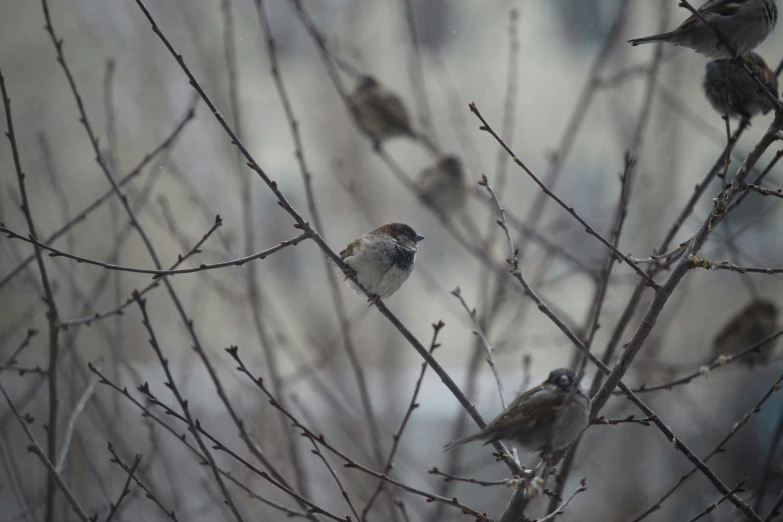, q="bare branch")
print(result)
[105,452,141,522]
[452,286,507,409]
[0,379,89,522]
